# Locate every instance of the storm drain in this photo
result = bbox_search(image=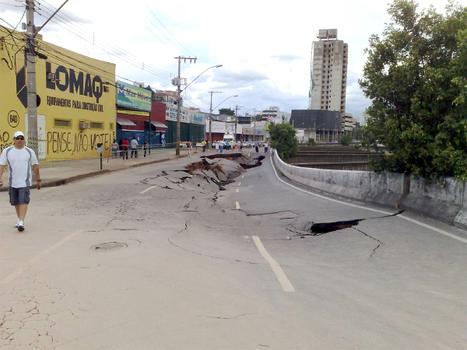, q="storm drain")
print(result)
[91,241,128,251]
